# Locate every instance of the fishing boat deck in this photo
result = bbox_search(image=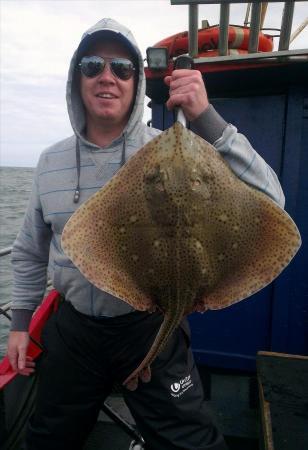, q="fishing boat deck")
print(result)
[83,394,259,450]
